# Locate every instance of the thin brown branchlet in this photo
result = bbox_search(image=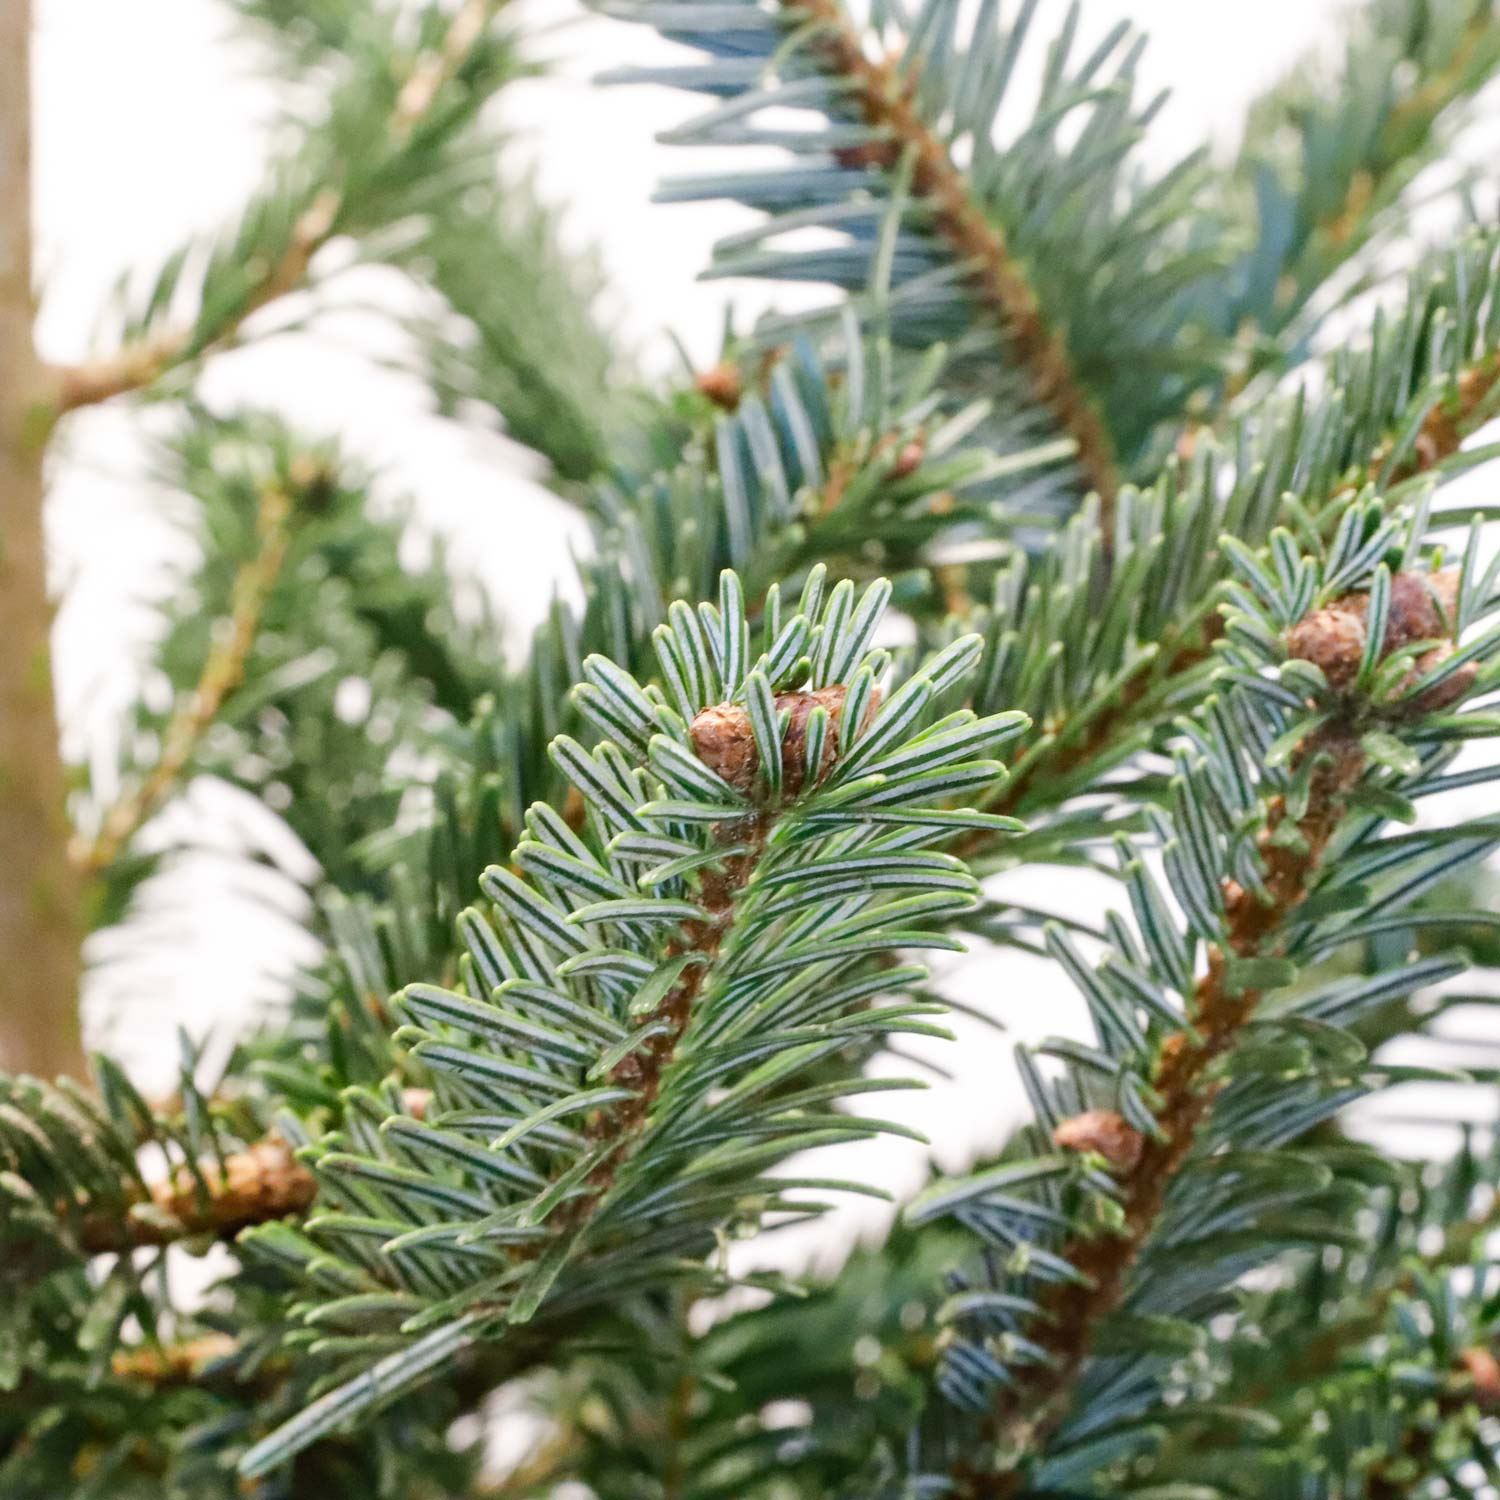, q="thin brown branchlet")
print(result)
[70,477,296,876]
[957,737,1365,1497]
[49,1,506,415]
[777,0,1121,518]
[76,1137,317,1255]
